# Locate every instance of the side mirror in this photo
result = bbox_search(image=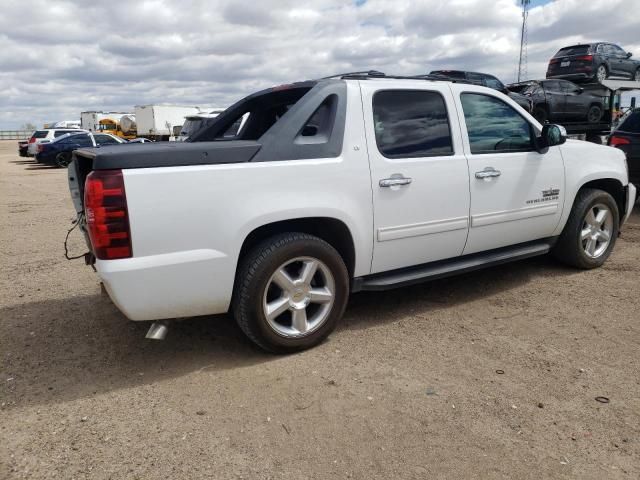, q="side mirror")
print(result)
[536,124,567,153]
[626,52,633,58]
[576,87,584,94]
